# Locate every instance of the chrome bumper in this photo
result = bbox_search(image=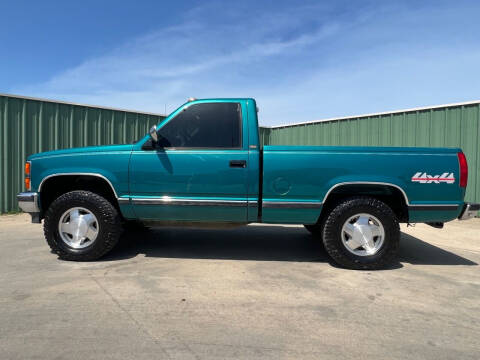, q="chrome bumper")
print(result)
[458,203,480,220]
[17,192,41,223]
